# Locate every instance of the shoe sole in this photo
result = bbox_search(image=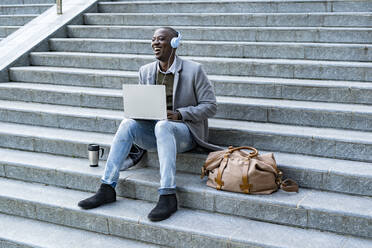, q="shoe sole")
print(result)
[78,198,116,210]
[148,208,177,222]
